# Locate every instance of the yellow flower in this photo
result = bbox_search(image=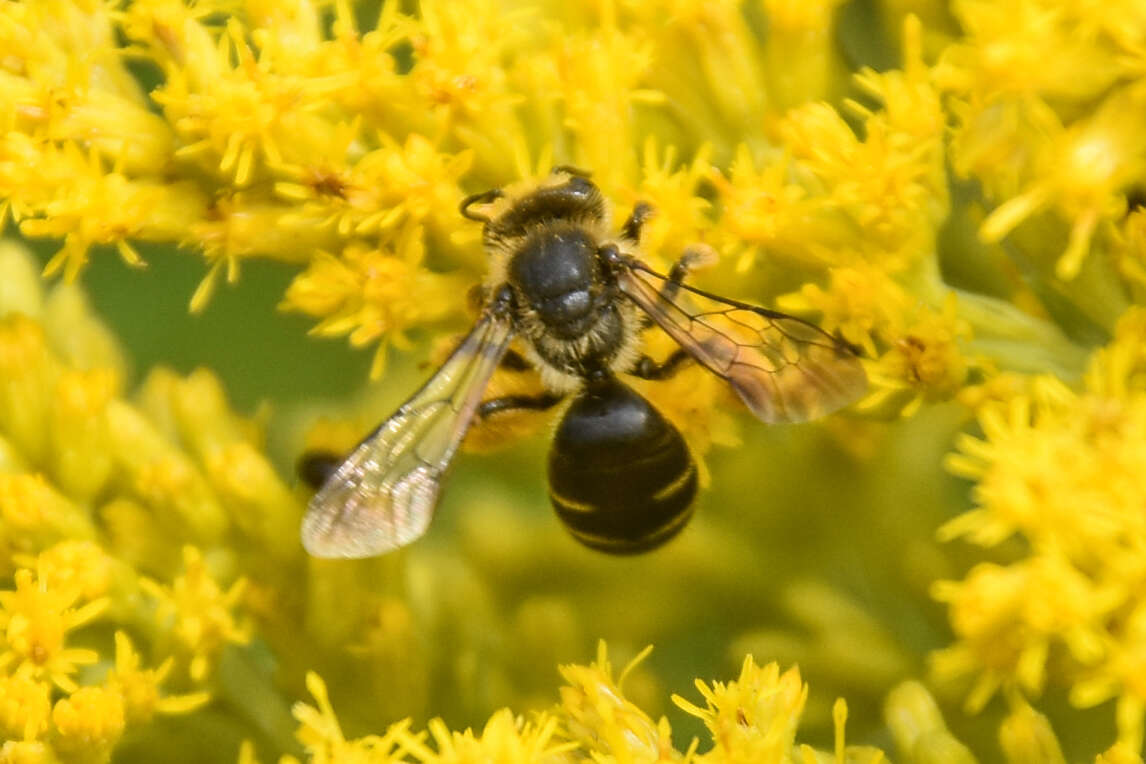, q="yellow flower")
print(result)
[935,0,1136,104]
[46,367,119,503]
[0,475,97,574]
[621,1,765,157]
[291,670,411,763]
[185,192,338,312]
[104,630,210,725]
[404,0,532,176]
[0,674,51,743]
[15,542,112,606]
[22,155,203,282]
[281,241,469,378]
[1098,743,1146,764]
[0,567,106,694]
[709,143,816,274]
[275,134,474,246]
[150,16,349,187]
[0,741,60,764]
[551,25,658,191]
[673,656,807,762]
[883,681,976,763]
[977,85,1146,280]
[936,0,1146,283]
[0,0,174,172]
[0,314,63,467]
[936,308,1146,747]
[621,138,712,264]
[204,441,302,556]
[400,712,574,763]
[776,262,912,359]
[288,646,910,764]
[998,695,1067,764]
[760,0,849,111]
[859,296,973,417]
[50,686,125,762]
[0,241,45,319]
[558,642,675,762]
[140,546,250,683]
